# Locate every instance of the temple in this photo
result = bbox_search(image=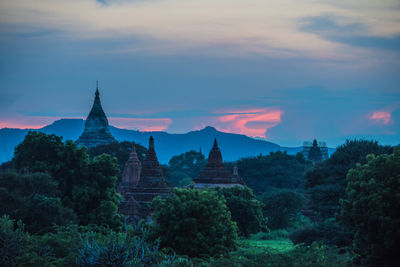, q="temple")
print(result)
[193,138,245,188]
[76,82,115,149]
[118,141,142,194]
[118,137,170,224]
